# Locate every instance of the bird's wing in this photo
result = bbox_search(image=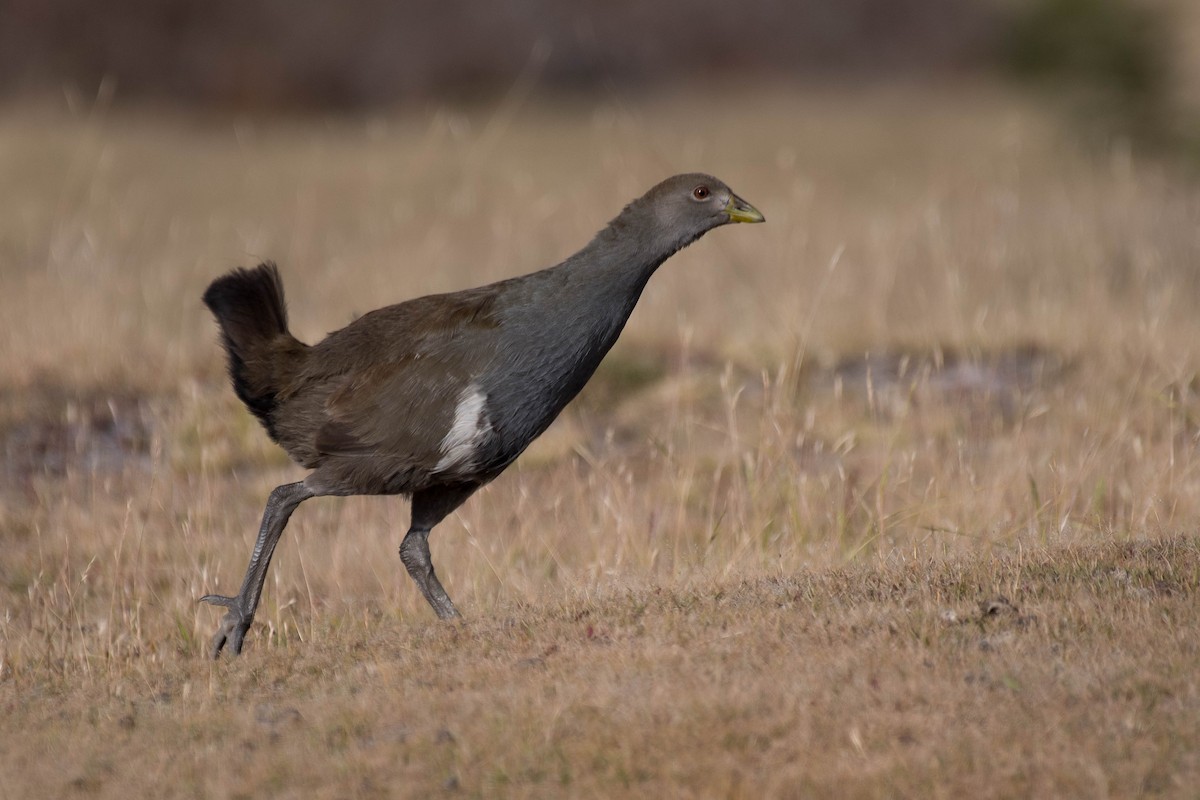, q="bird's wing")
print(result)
[309,288,503,469]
